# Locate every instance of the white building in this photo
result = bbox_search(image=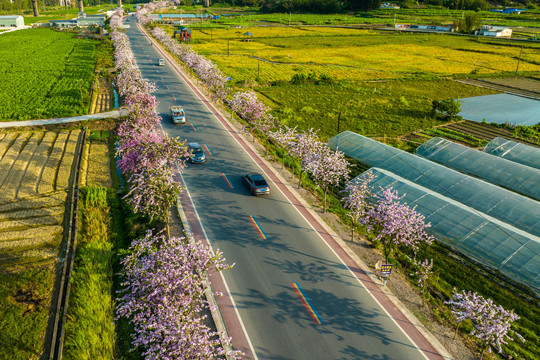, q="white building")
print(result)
[0,15,24,28]
[477,25,512,37]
